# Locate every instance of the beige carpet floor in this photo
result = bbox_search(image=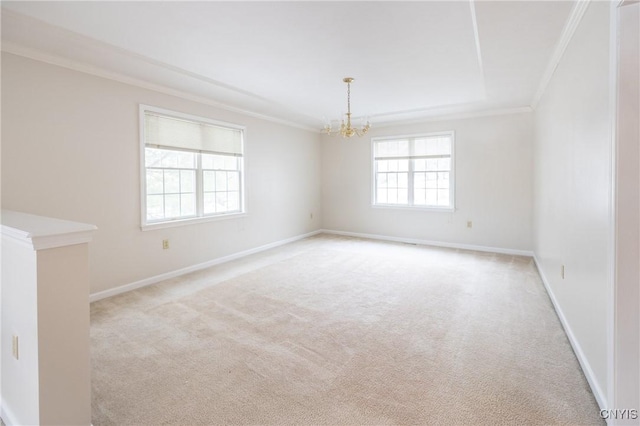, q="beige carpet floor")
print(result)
[91,235,603,425]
